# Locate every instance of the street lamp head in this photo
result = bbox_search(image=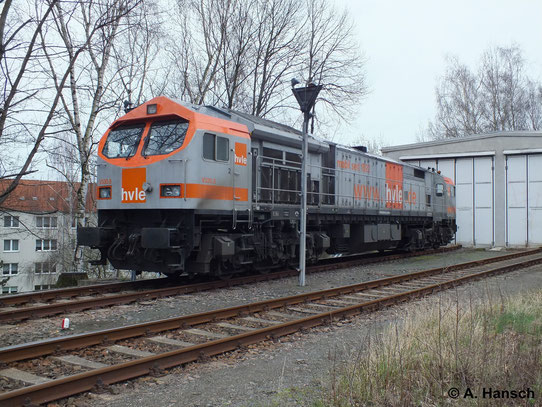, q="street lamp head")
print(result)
[291,83,322,114]
[291,78,300,88]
